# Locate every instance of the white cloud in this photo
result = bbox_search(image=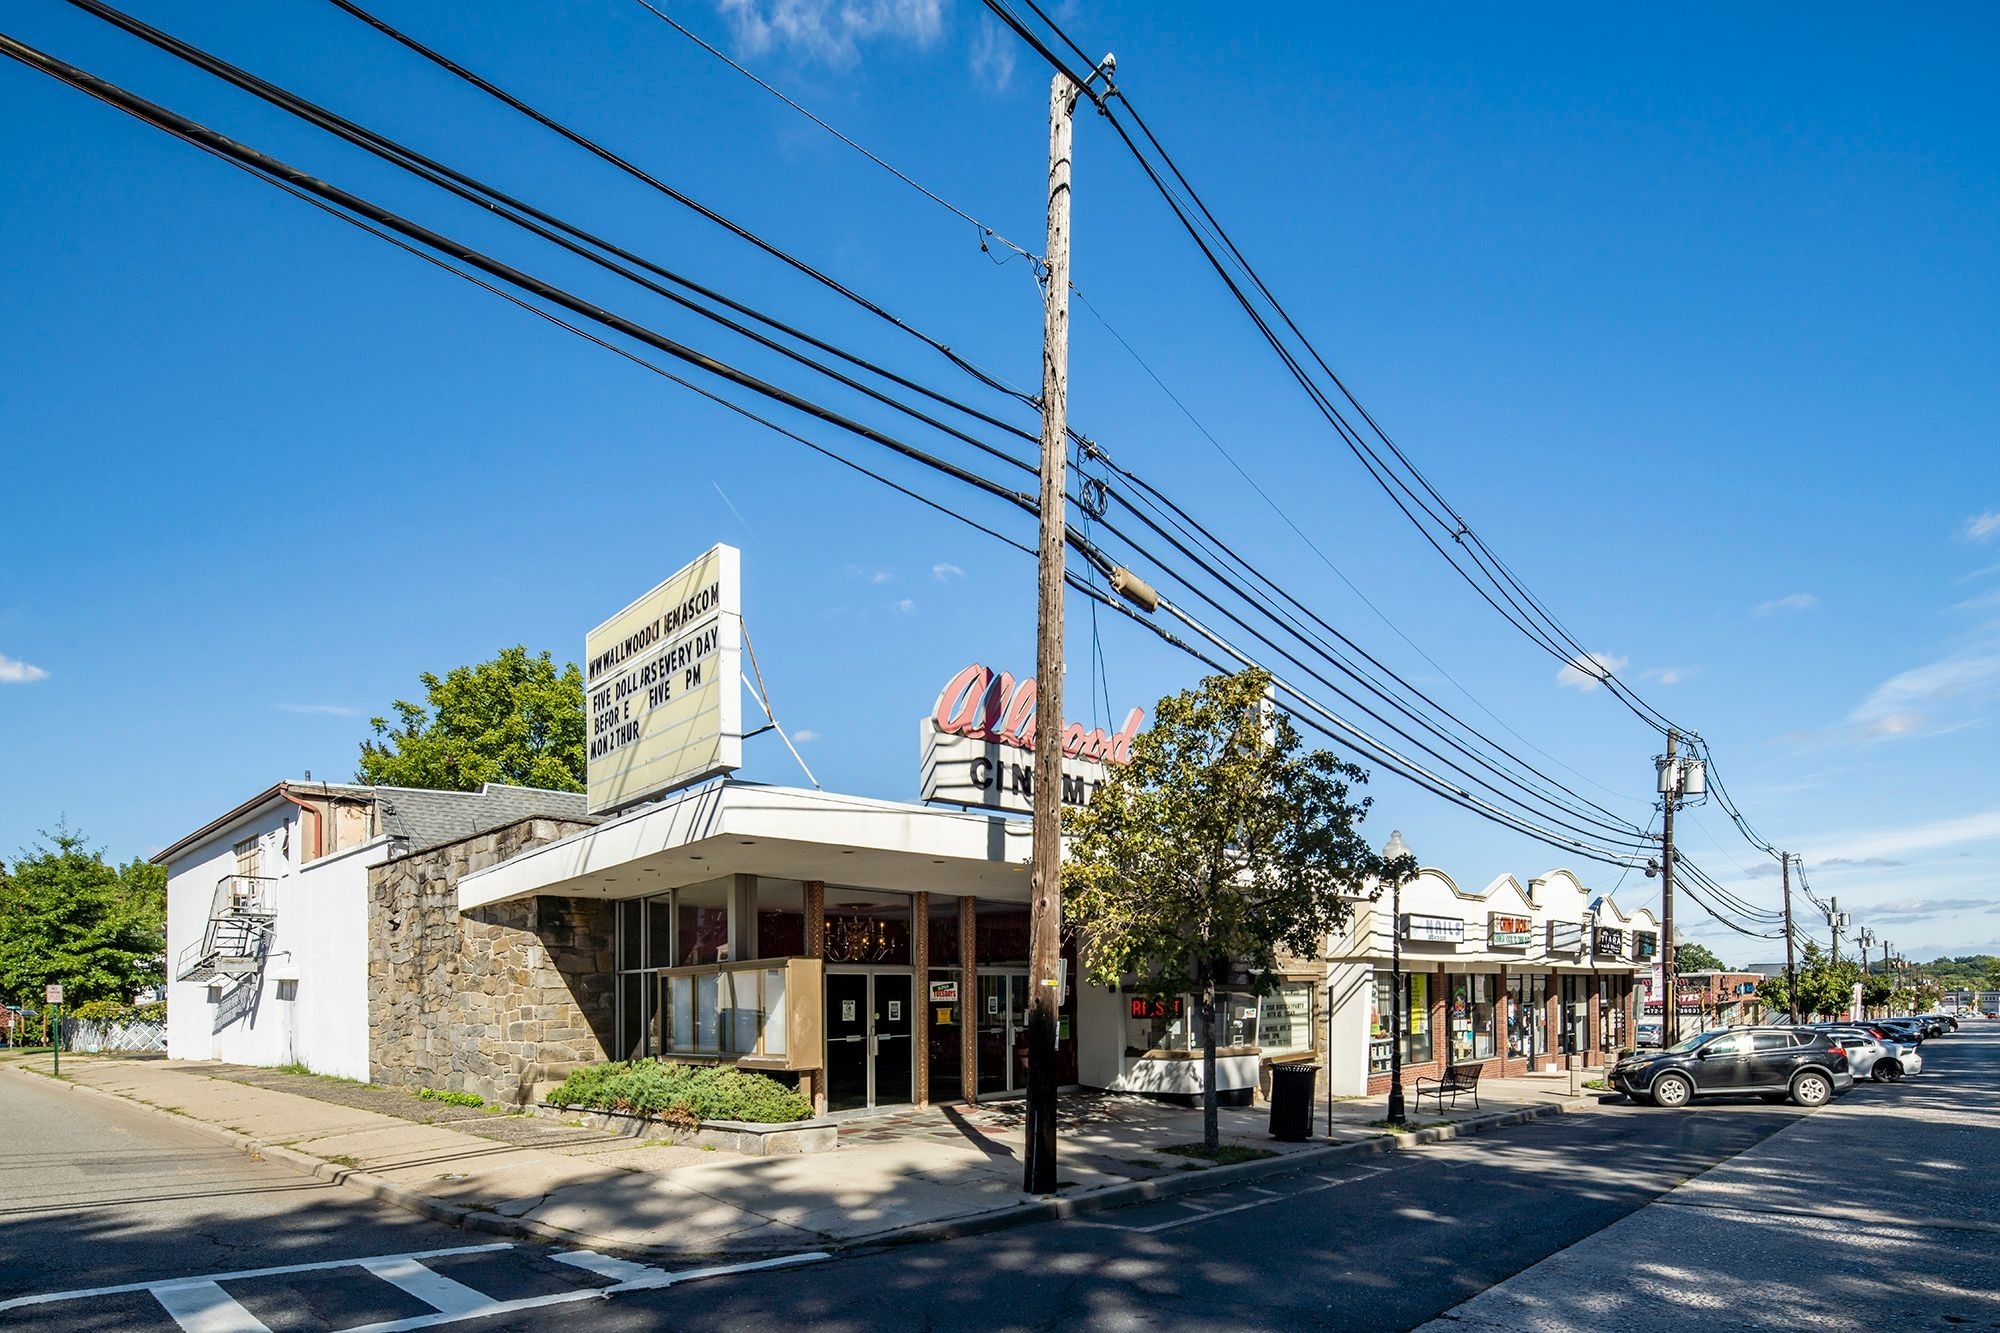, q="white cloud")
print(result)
[1556,651,1627,692]
[1847,650,2000,741]
[968,16,1016,91]
[791,728,820,743]
[1644,666,1695,686]
[1965,511,2000,543]
[1752,592,1817,616]
[932,562,965,582]
[718,0,944,67]
[1951,588,2000,614]
[0,652,49,684]
[894,598,916,614]
[1813,807,2000,864]
[278,703,361,717]
[871,569,894,584]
